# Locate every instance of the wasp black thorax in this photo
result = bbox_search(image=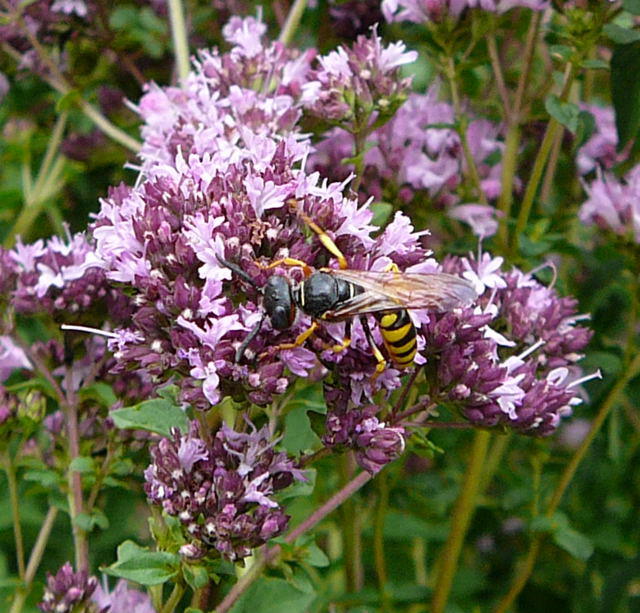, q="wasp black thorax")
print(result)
[291,272,362,319]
